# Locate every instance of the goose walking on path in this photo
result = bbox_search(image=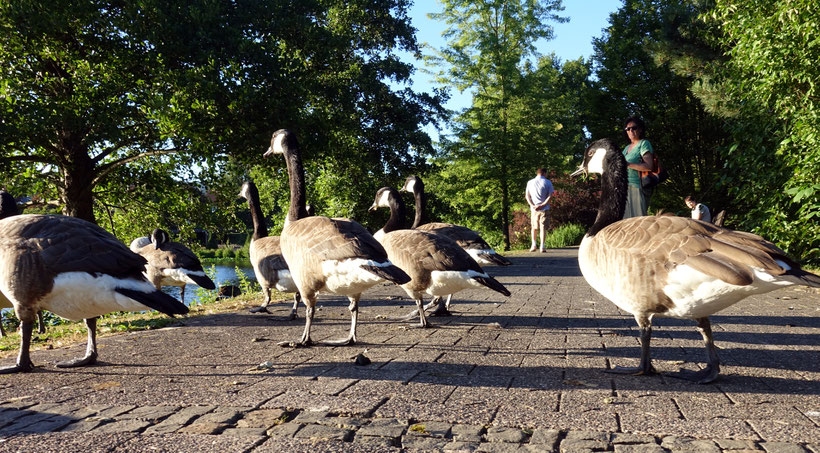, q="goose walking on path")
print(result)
[130,228,216,303]
[0,192,46,337]
[572,138,820,384]
[239,180,300,319]
[370,187,510,327]
[264,129,410,346]
[0,215,188,373]
[401,175,512,266]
